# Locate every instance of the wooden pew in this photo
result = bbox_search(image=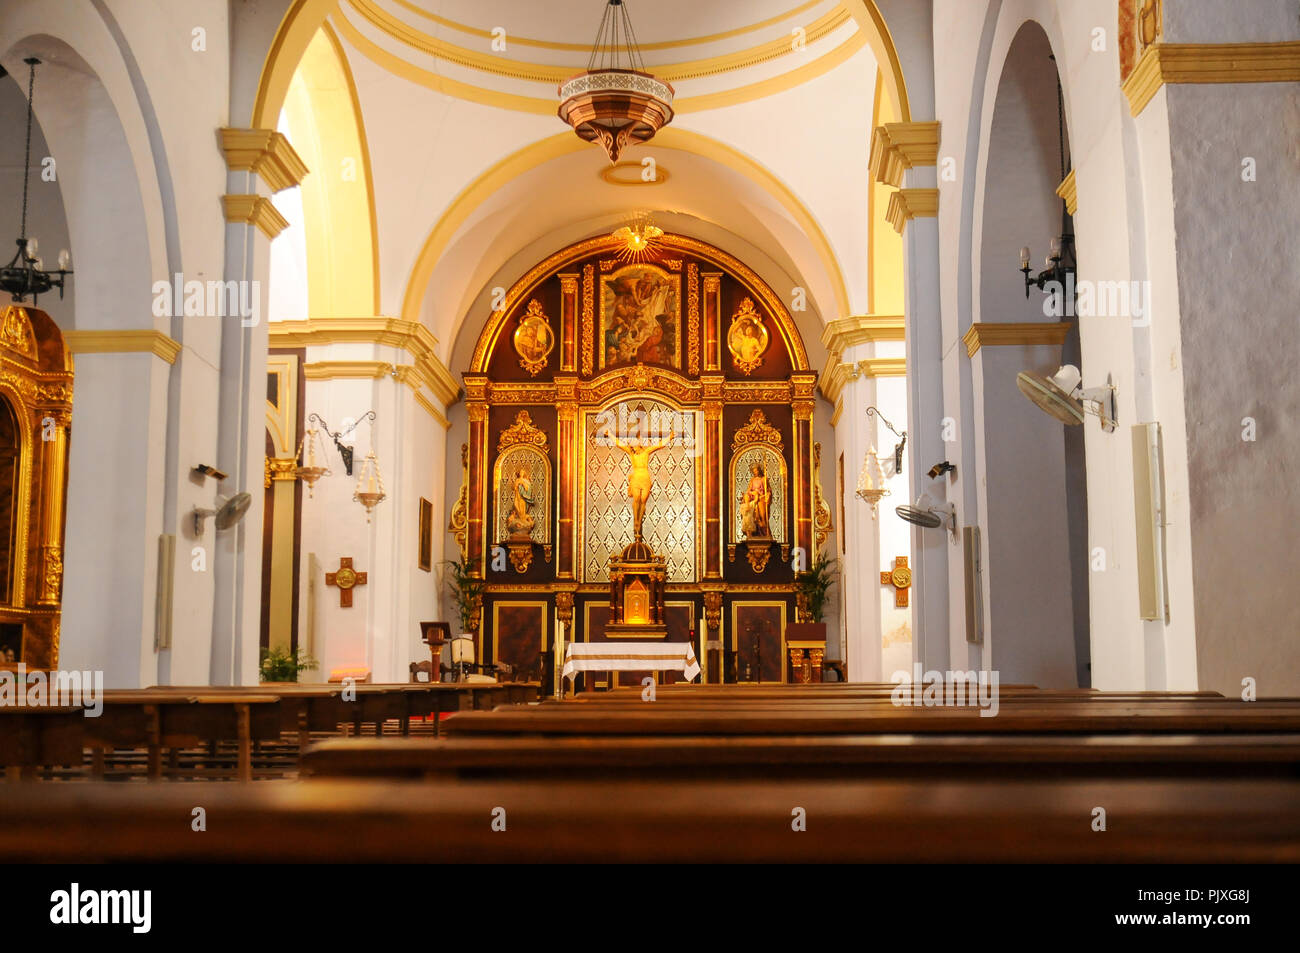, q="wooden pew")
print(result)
[300,731,1300,782]
[443,699,1300,737]
[0,776,1296,862]
[87,692,283,781]
[0,707,86,780]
